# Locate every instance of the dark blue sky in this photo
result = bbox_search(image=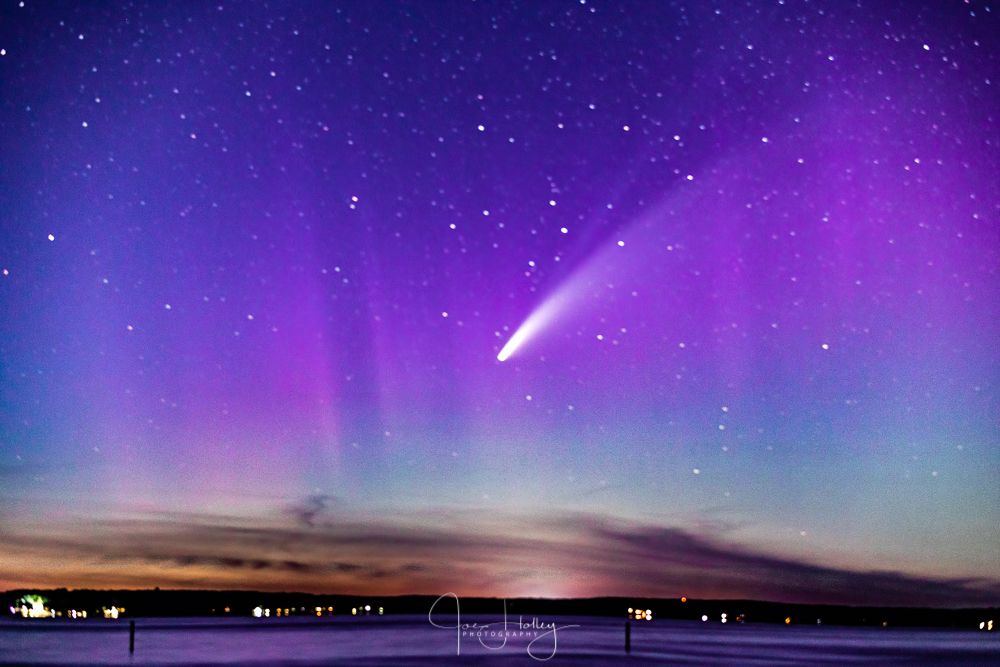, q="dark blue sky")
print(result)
[1,1,998,604]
